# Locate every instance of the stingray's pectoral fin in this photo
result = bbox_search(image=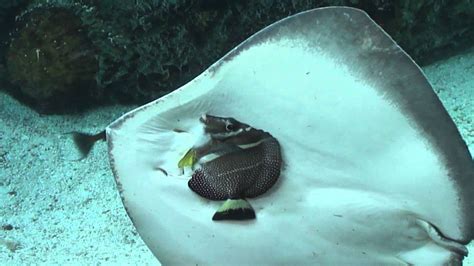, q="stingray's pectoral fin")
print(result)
[70,130,106,159]
[212,199,256,221]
